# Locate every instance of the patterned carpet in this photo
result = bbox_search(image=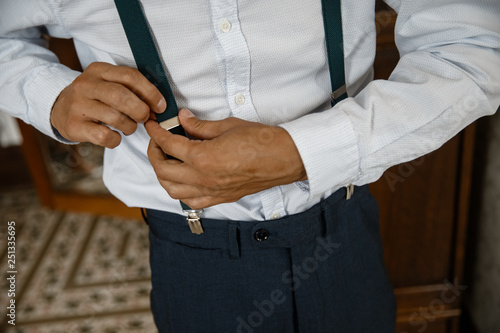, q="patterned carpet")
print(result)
[0,187,157,333]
